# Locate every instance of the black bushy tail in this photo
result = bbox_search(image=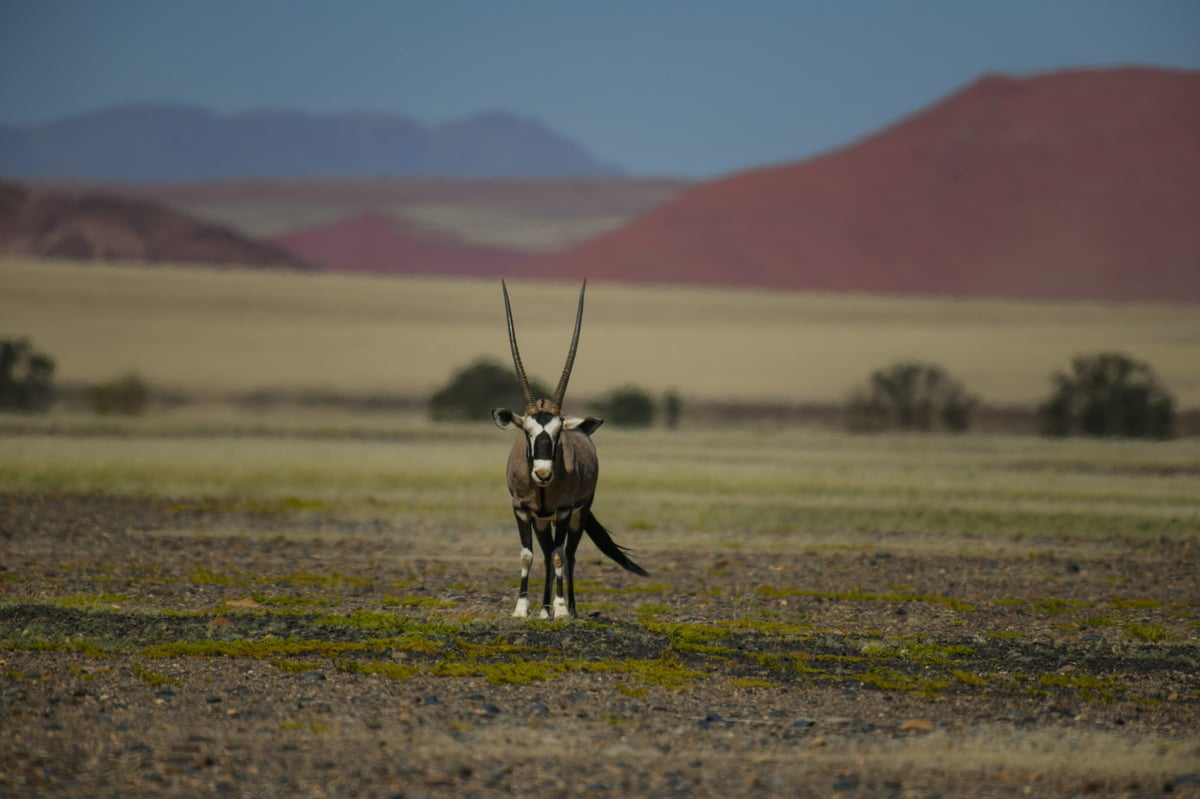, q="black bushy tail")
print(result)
[583,510,649,576]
